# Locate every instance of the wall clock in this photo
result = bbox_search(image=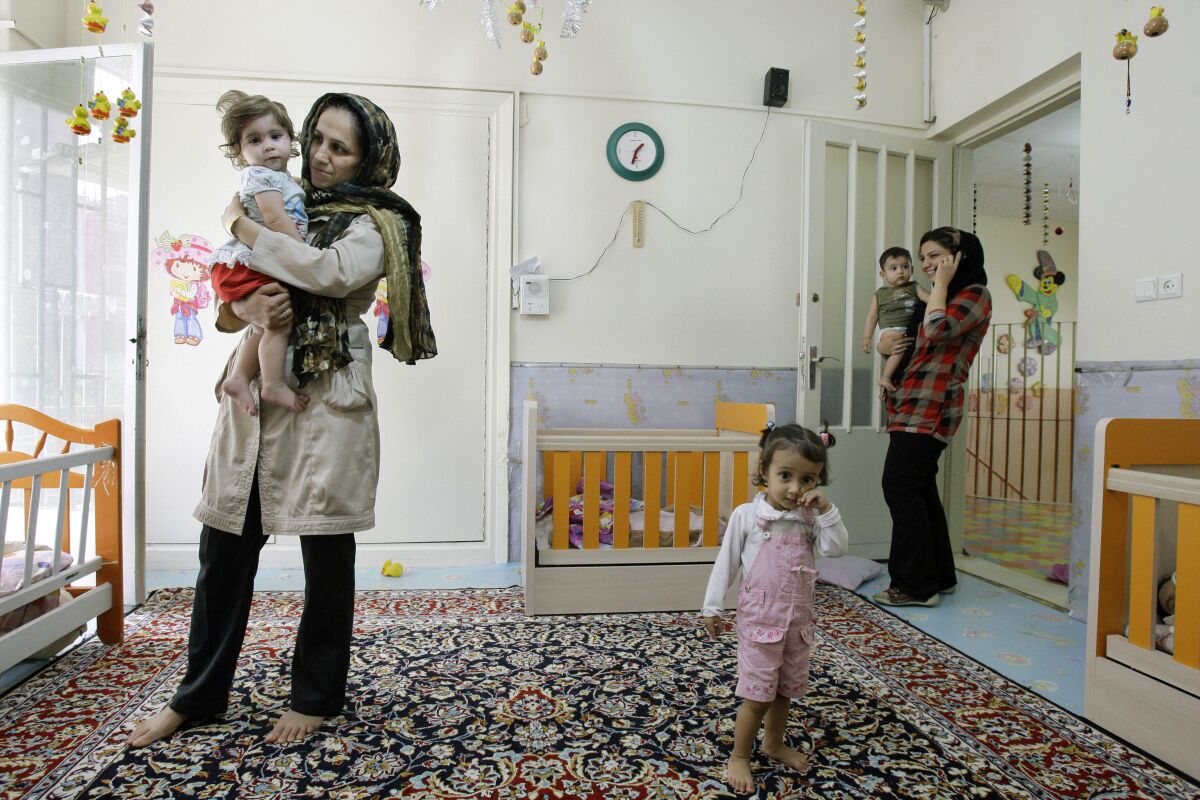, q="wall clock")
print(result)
[607,122,664,181]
